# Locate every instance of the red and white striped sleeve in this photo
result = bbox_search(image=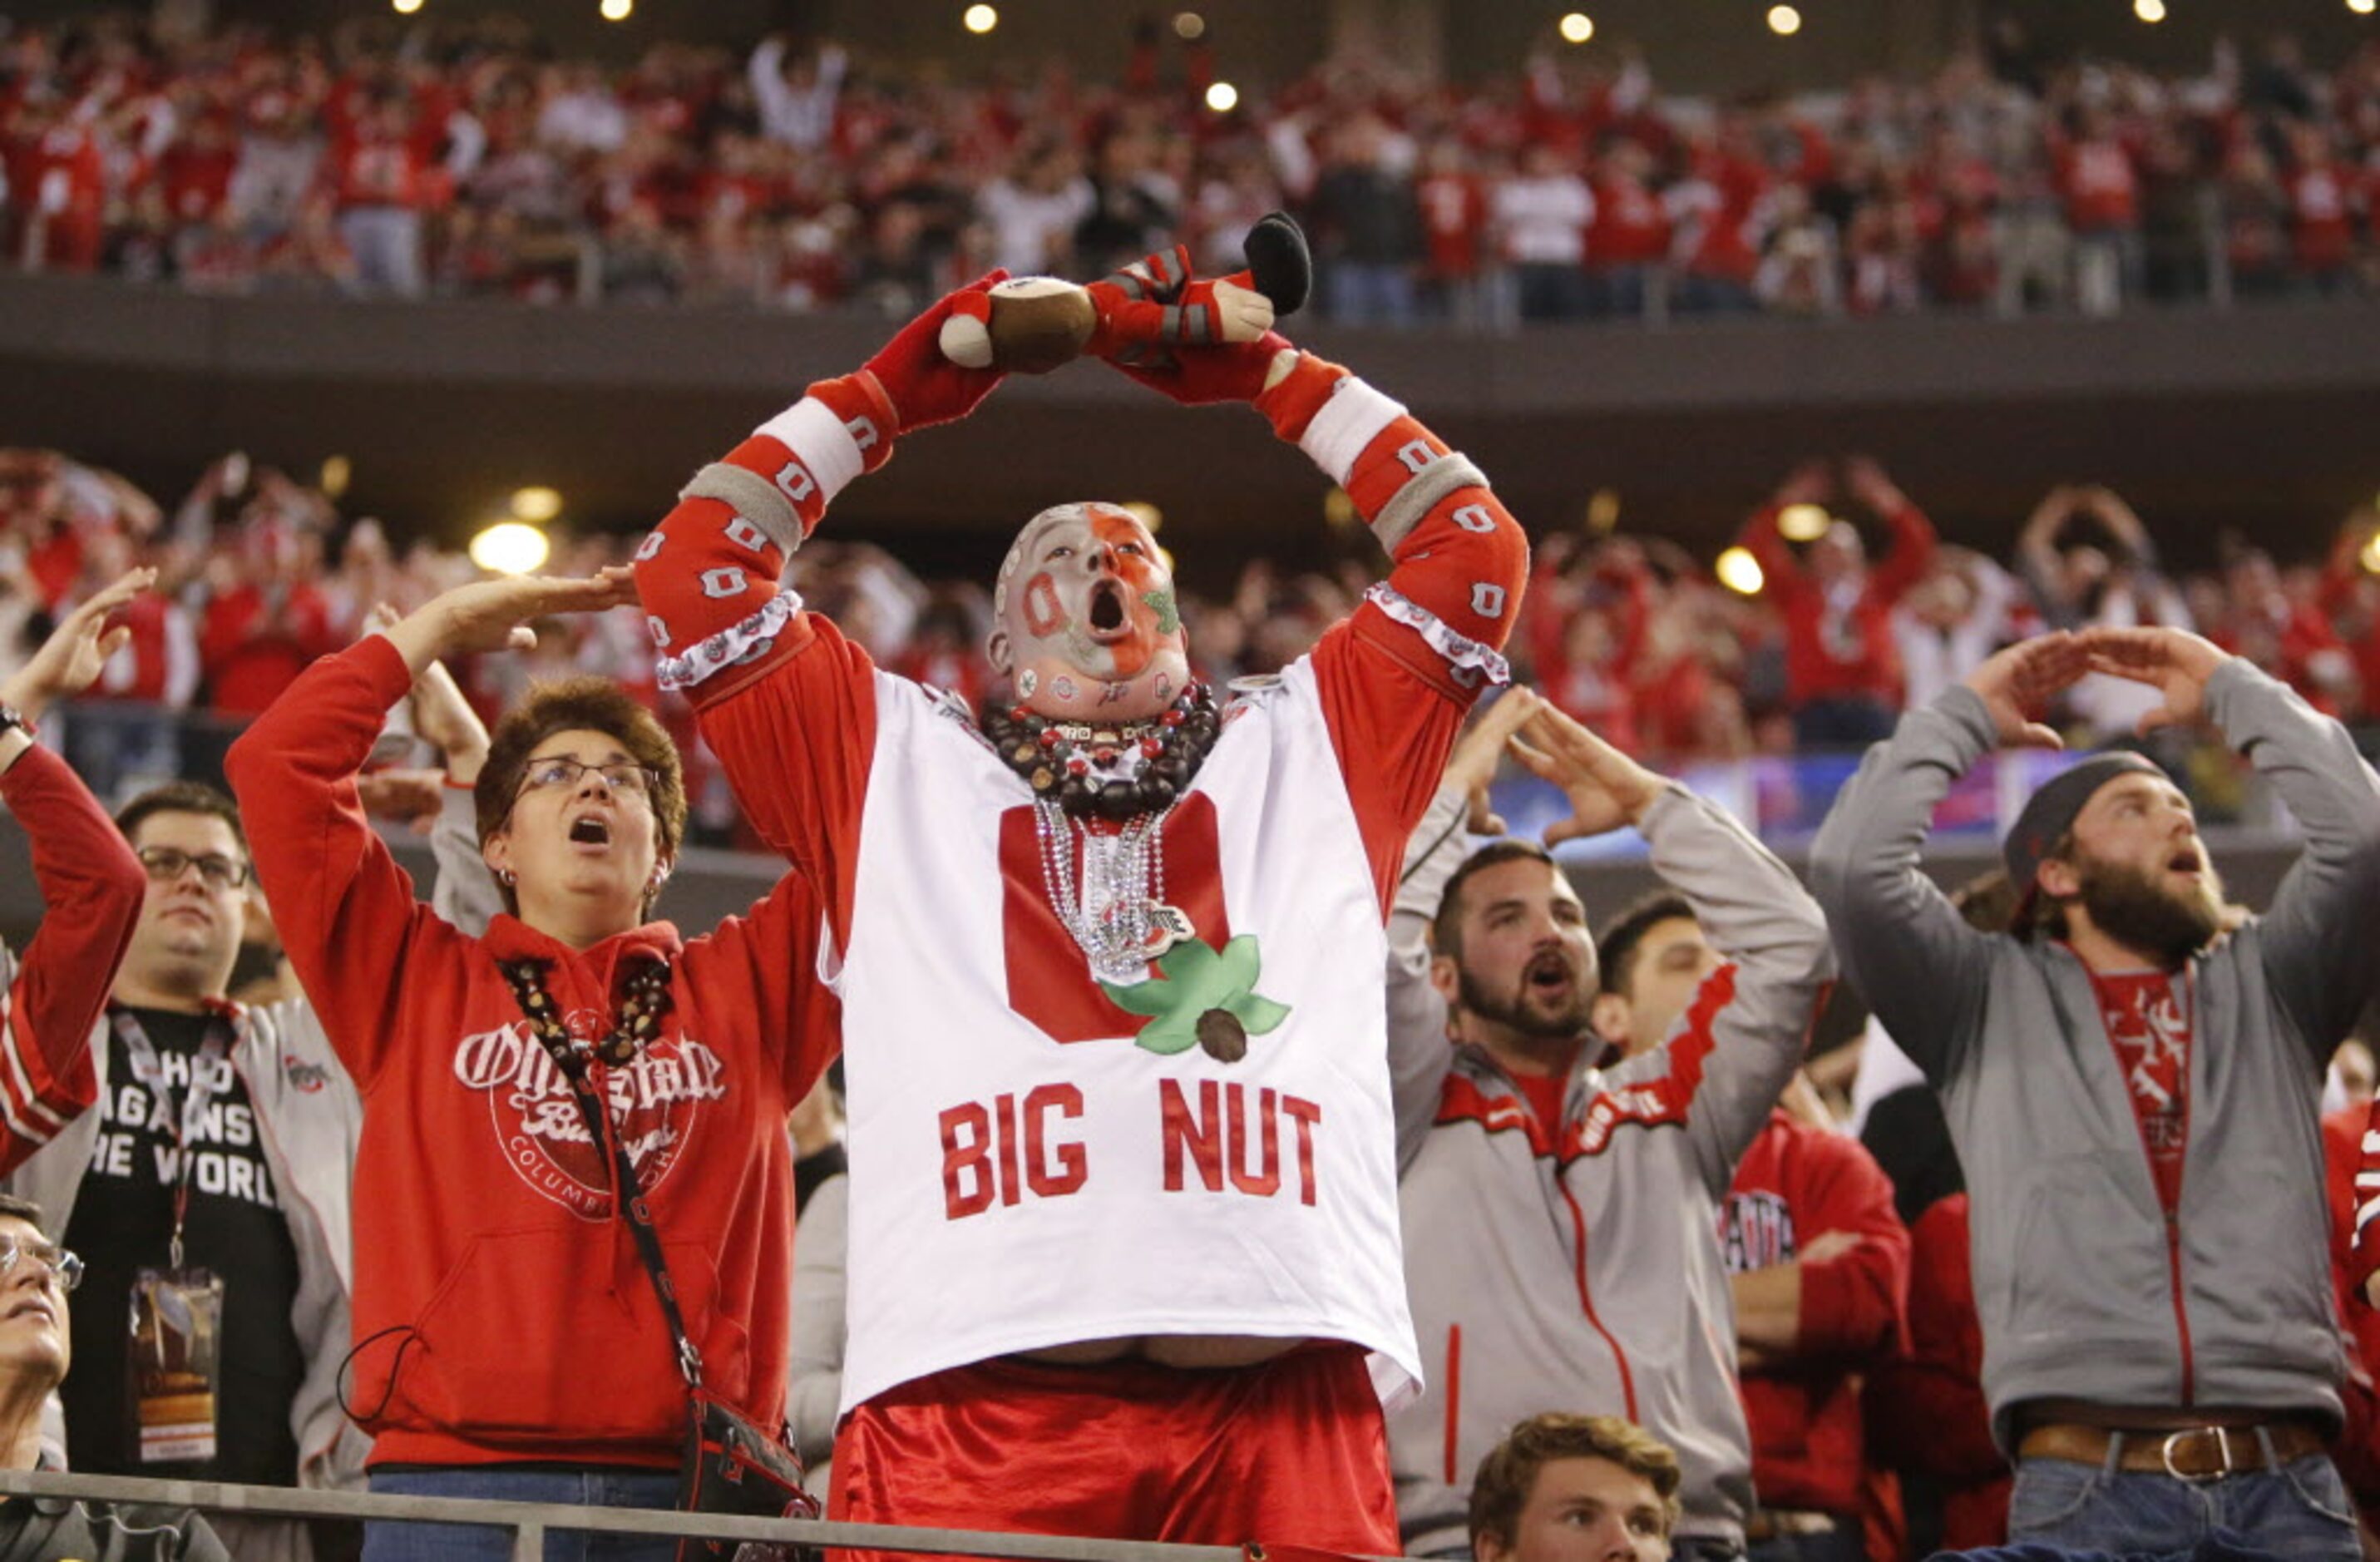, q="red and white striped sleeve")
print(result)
[1251,354,1532,907]
[0,744,146,1173]
[630,373,892,948]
